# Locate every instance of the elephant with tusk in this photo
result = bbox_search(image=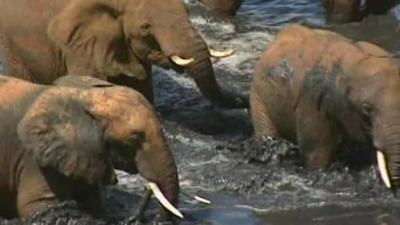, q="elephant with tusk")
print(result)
[250,24,400,192]
[0,74,181,223]
[0,0,248,109]
[323,0,397,23]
